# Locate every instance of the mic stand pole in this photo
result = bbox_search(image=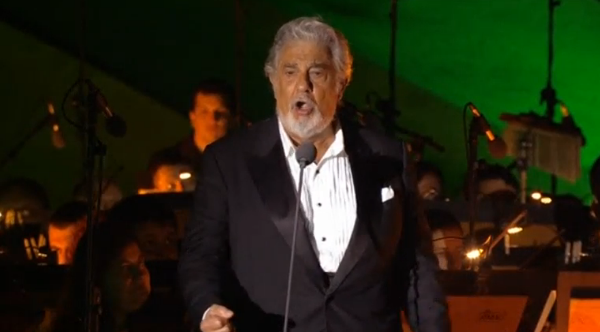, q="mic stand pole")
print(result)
[381,0,399,136]
[76,0,103,328]
[467,119,481,271]
[79,86,105,332]
[540,0,561,195]
[504,134,533,256]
